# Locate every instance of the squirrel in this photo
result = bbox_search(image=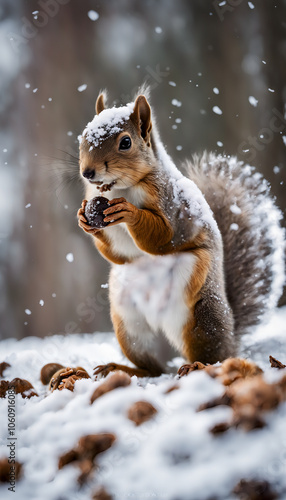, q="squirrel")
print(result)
[77,86,285,378]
